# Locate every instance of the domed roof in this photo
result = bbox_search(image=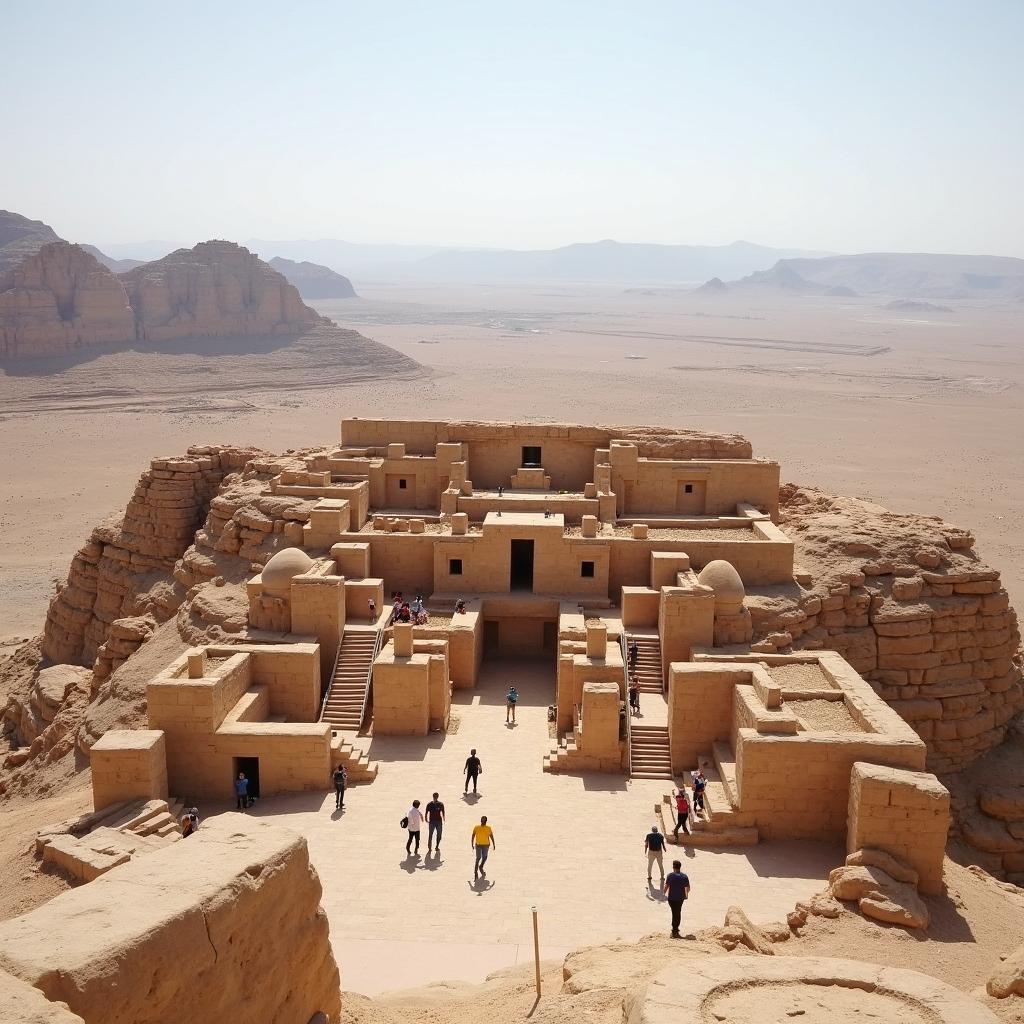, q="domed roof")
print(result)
[697,559,745,612]
[261,547,314,597]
